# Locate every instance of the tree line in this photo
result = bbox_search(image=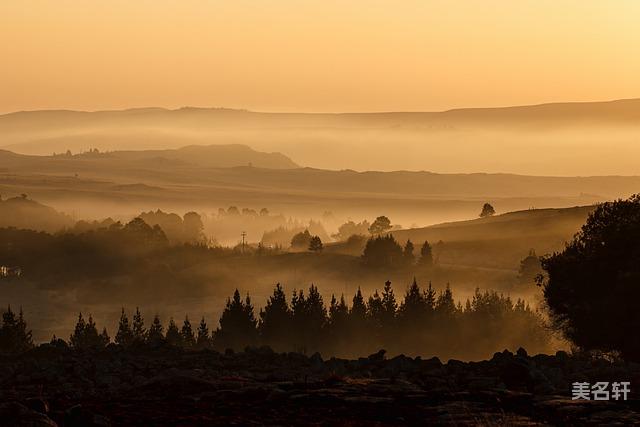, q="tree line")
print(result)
[2,280,551,360]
